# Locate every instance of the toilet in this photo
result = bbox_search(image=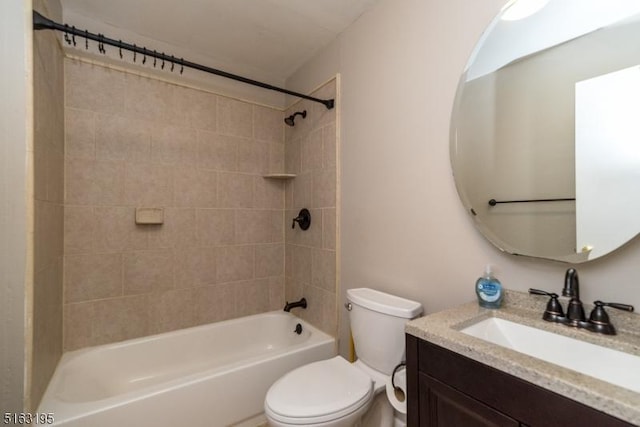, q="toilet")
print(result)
[264,288,423,427]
